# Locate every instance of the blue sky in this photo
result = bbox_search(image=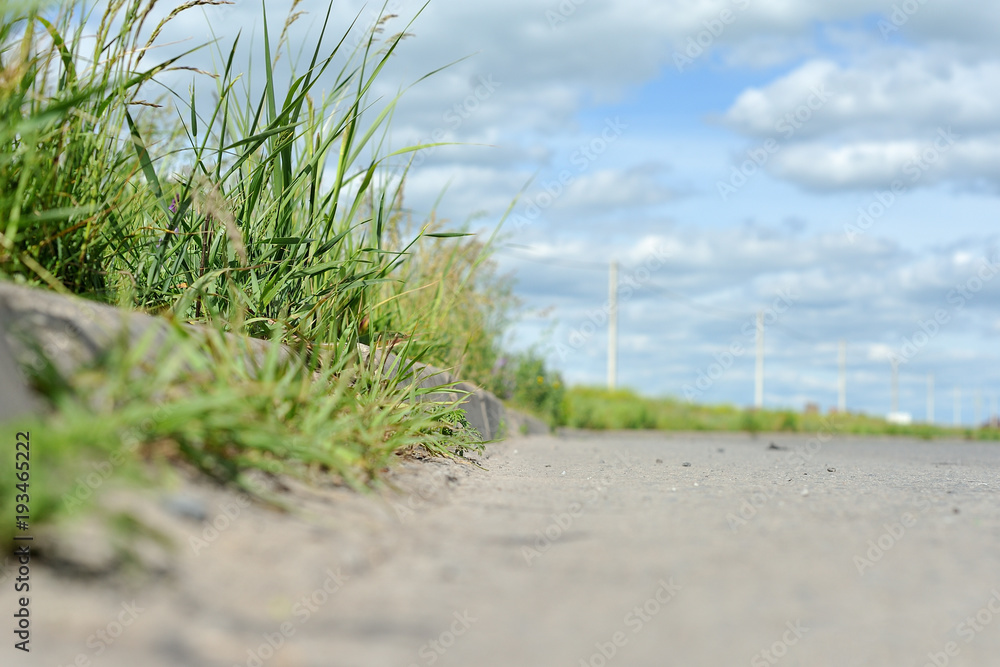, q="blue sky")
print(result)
[148,0,1000,423]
